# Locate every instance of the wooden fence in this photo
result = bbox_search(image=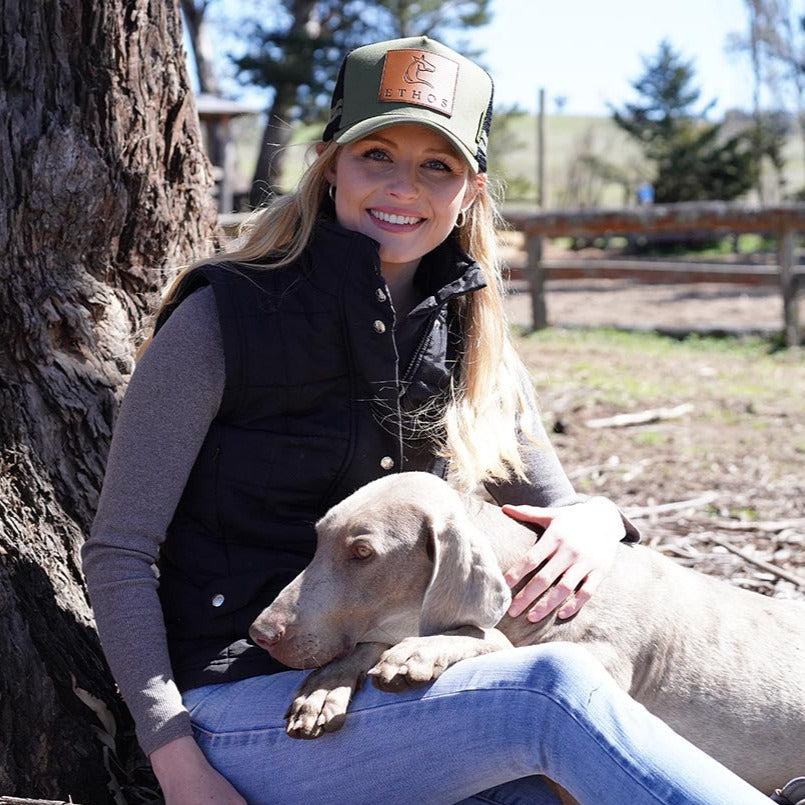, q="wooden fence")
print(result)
[504,202,805,346]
